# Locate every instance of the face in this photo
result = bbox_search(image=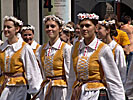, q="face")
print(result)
[97,25,107,40]
[45,20,61,40]
[60,30,69,42]
[75,24,81,37]
[21,30,34,45]
[3,21,19,39]
[80,20,96,40]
